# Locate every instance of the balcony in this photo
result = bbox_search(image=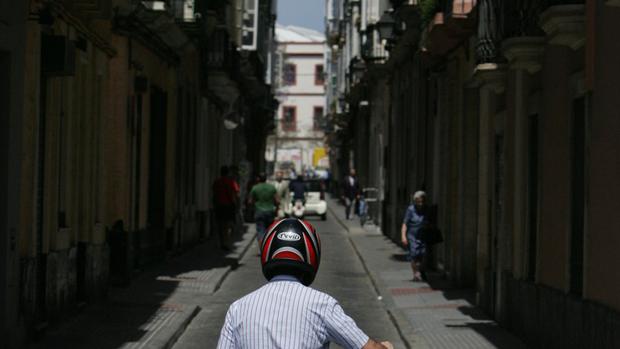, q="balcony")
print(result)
[205,28,241,103]
[540,3,585,50]
[423,0,477,58]
[444,0,477,20]
[54,0,112,20]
